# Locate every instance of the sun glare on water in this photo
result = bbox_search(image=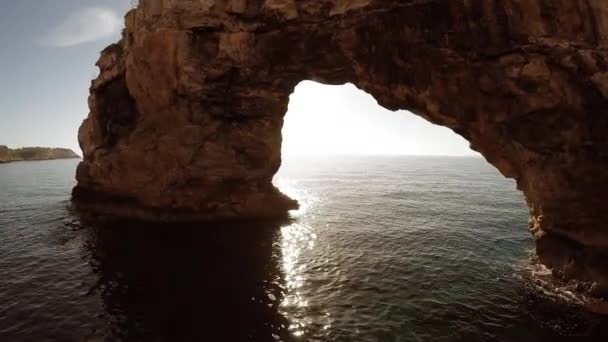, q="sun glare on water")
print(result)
[272,177,332,337]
